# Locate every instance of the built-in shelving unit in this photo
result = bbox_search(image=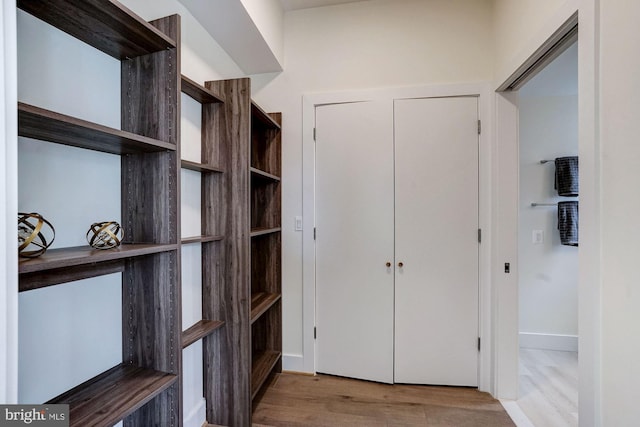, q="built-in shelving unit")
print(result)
[200,78,282,422]
[250,102,282,402]
[179,75,234,425]
[16,1,181,425]
[48,364,177,427]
